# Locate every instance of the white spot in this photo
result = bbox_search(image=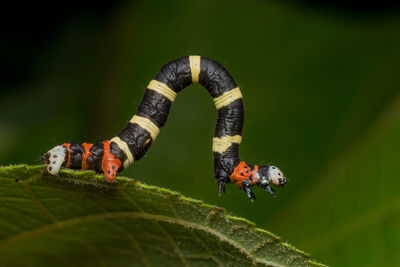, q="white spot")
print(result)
[260,177,268,185]
[267,166,285,186]
[46,145,66,175]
